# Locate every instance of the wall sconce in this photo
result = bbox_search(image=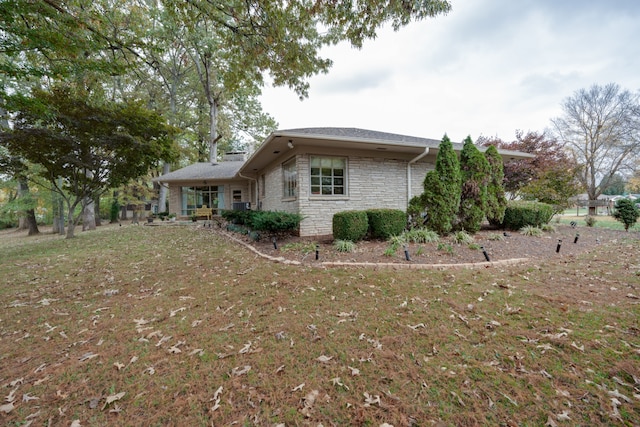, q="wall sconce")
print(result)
[287,140,294,149]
